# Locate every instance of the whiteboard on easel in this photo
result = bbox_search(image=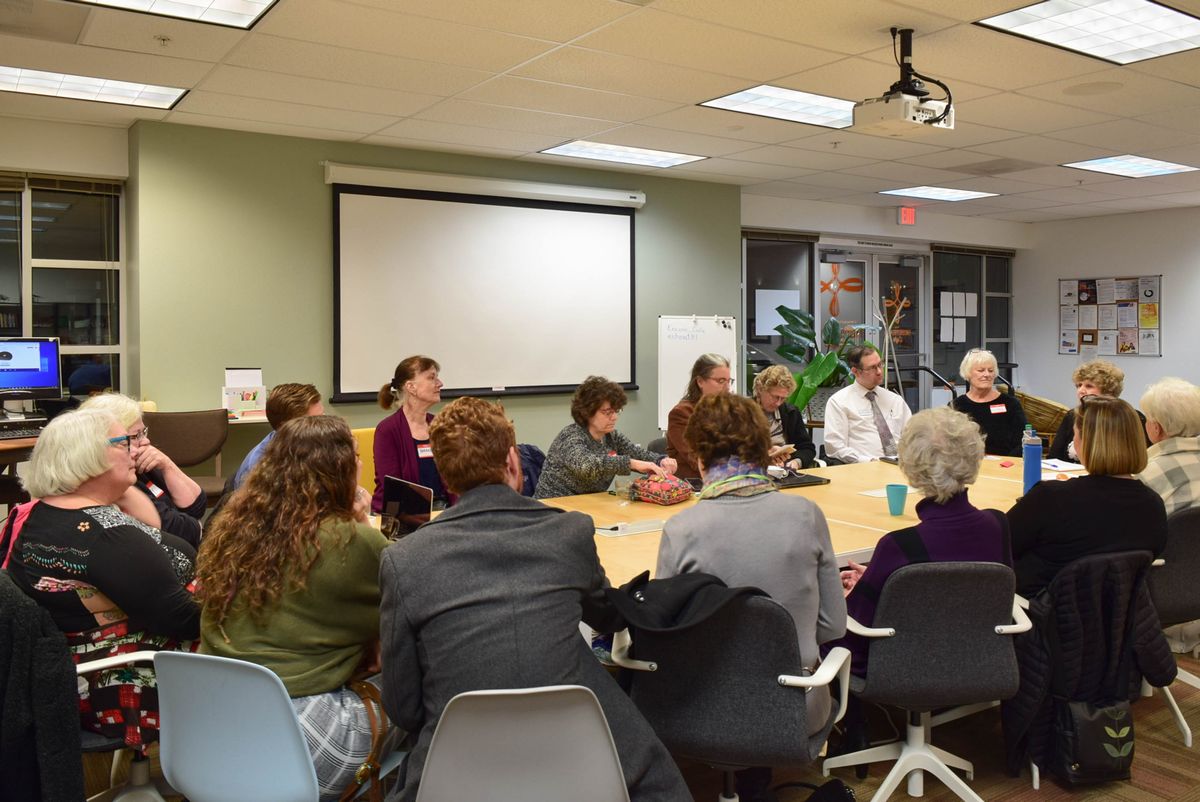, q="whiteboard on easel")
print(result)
[657,315,738,430]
